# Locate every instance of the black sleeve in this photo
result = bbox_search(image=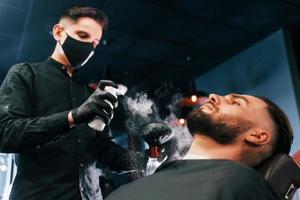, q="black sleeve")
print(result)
[0,64,70,153]
[95,133,149,171]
